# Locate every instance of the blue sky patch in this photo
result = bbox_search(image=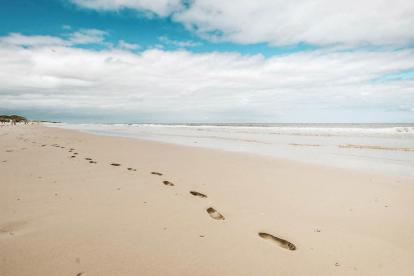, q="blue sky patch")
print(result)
[0,0,317,57]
